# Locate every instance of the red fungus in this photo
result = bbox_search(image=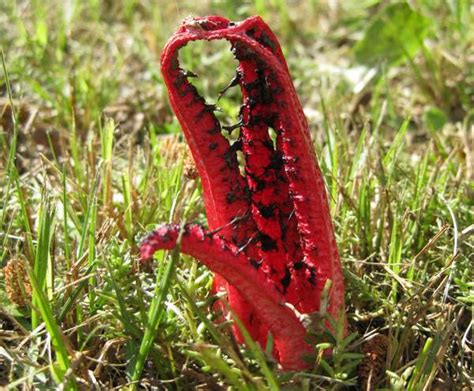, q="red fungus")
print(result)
[141,16,345,371]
